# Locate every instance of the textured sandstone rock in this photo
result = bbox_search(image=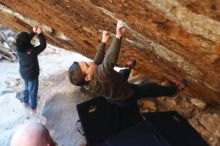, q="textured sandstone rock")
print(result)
[190,98,207,109]
[0,0,219,103]
[138,100,157,112]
